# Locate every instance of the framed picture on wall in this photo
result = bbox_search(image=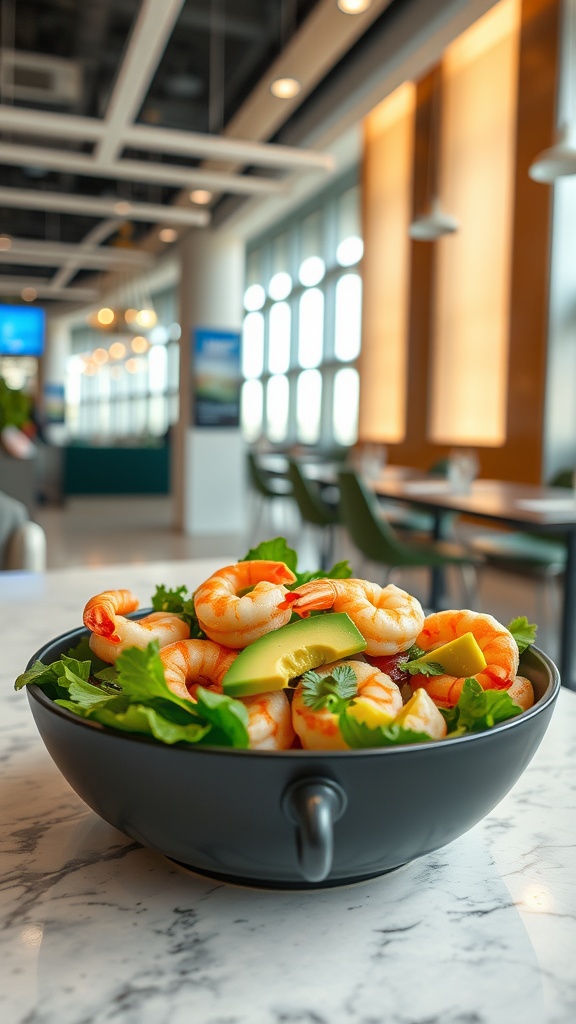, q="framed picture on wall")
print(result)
[192,327,241,428]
